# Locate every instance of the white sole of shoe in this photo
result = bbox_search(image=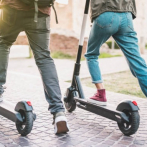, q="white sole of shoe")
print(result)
[88,98,107,106]
[54,116,69,134]
[0,98,3,102]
